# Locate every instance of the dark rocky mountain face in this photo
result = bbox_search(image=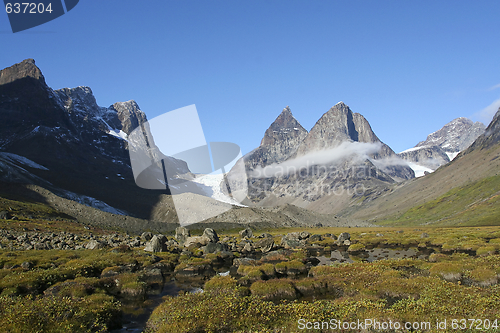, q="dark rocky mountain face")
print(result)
[244,106,308,169]
[293,102,413,181]
[398,117,486,172]
[237,102,414,208]
[294,102,378,155]
[0,59,186,222]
